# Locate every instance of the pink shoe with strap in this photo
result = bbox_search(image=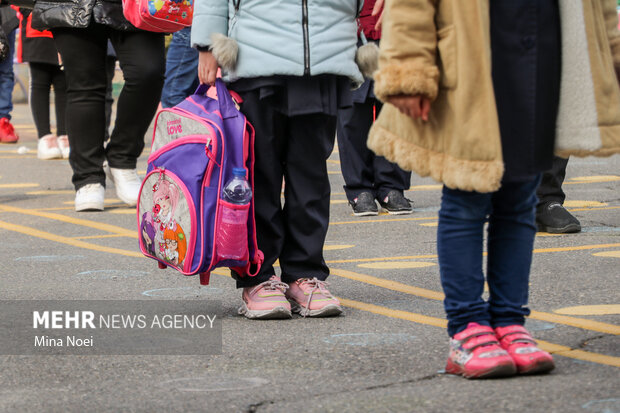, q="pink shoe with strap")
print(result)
[445,322,517,379]
[495,325,555,374]
[285,277,343,317]
[238,275,292,320]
